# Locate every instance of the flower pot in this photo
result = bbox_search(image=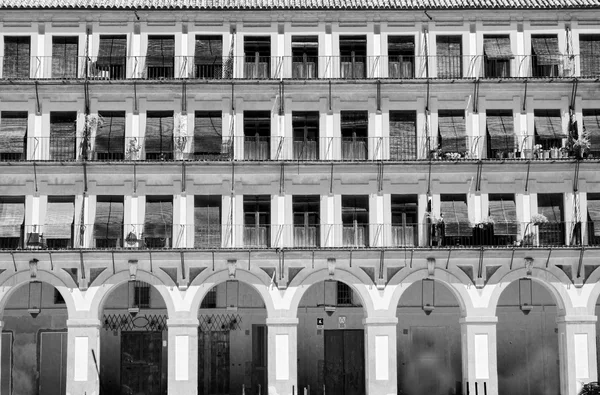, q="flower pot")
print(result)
[522,149,532,159]
[507,152,516,159]
[496,151,504,159]
[542,150,550,159]
[550,148,560,159]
